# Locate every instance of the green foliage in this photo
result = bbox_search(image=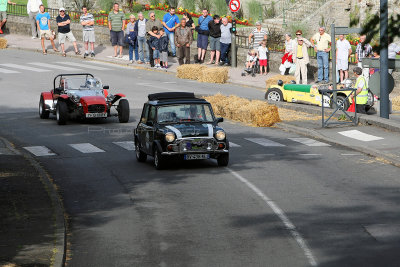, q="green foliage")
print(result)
[349,4,360,26]
[264,1,276,19]
[182,0,195,12]
[287,22,309,37]
[72,0,95,10]
[247,0,262,21]
[196,0,212,13]
[129,2,144,13]
[212,0,227,16]
[150,0,159,5]
[98,0,113,11]
[166,0,179,8]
